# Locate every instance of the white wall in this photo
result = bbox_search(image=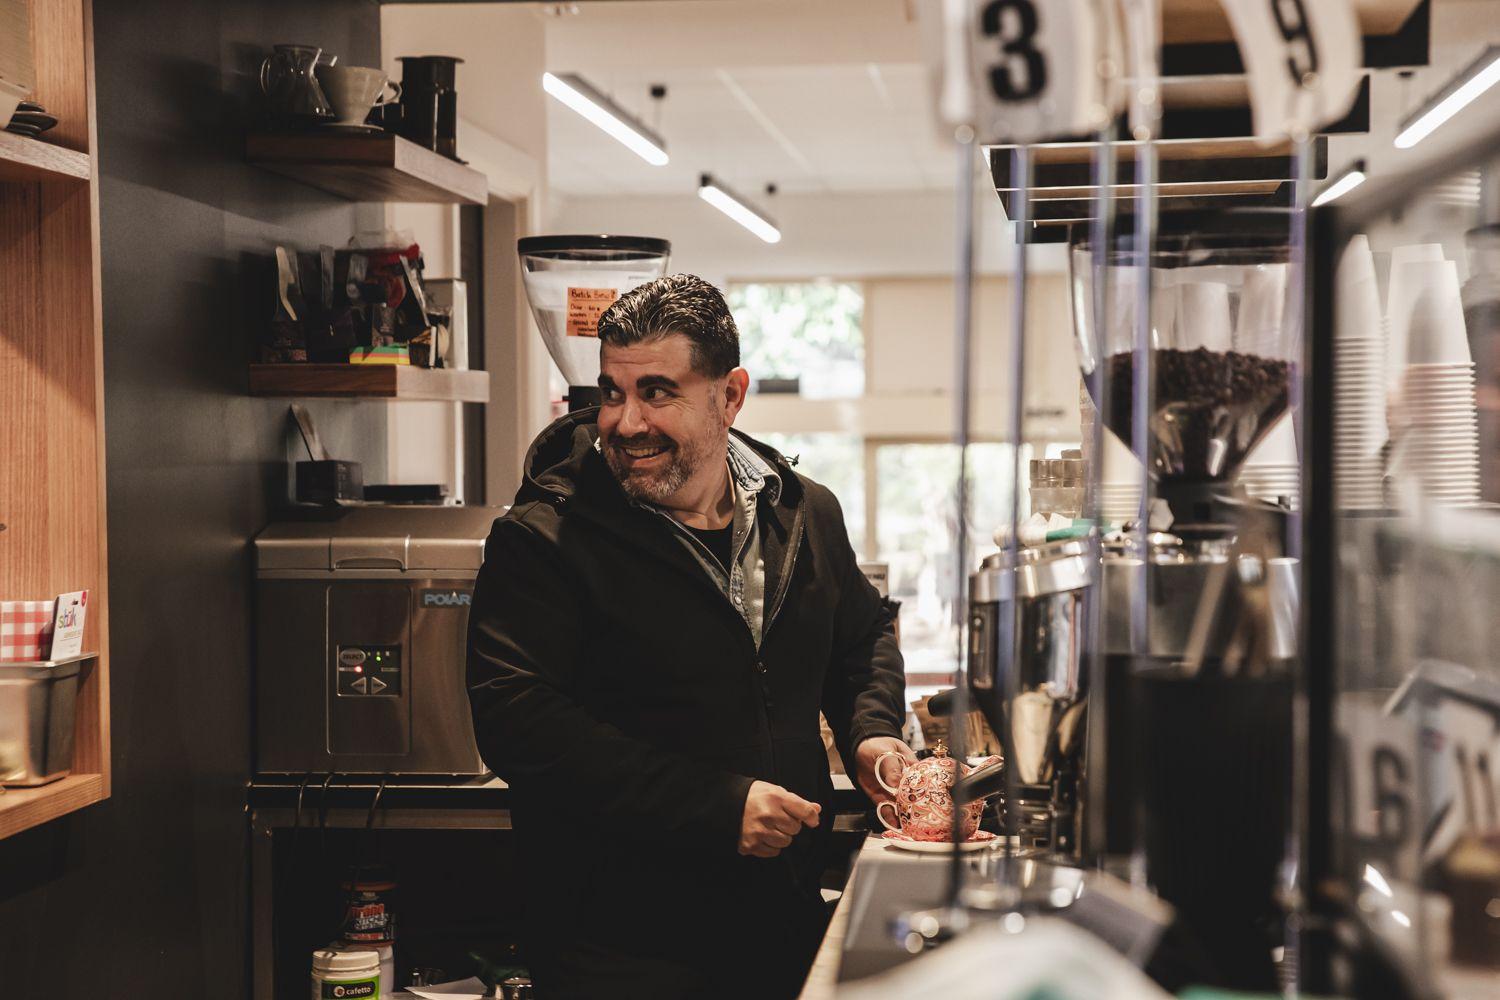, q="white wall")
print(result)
[380,4,553,504]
